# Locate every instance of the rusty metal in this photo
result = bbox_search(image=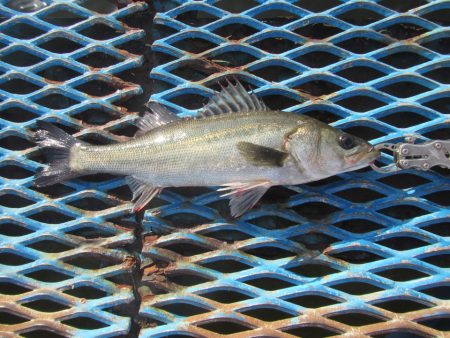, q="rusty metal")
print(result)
[139,0,450,337]
[1,0,449,336]
[0,0,148,336]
